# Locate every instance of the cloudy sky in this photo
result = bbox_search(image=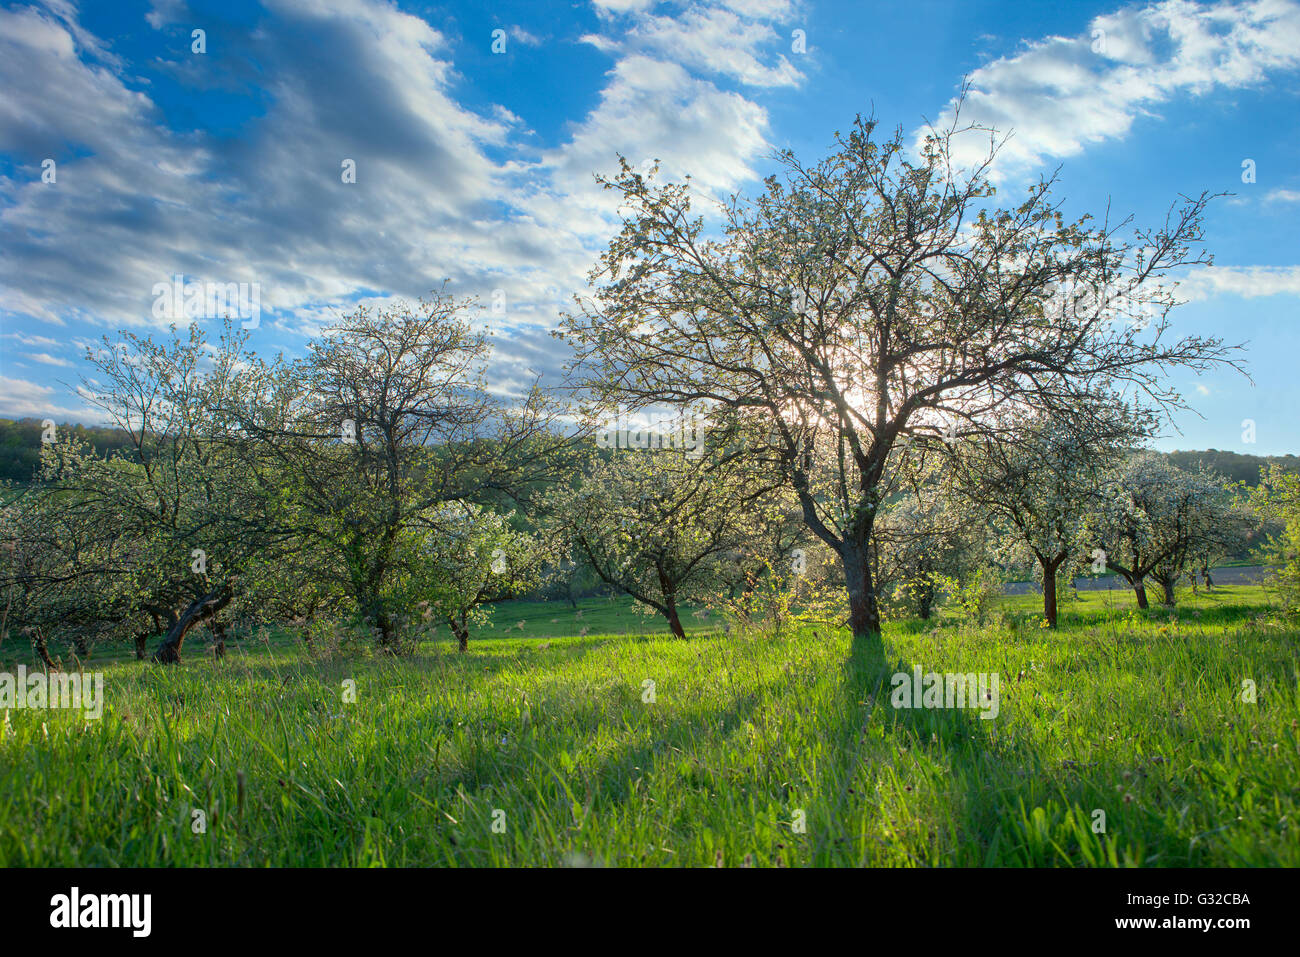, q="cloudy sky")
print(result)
[1,0,1298,453]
